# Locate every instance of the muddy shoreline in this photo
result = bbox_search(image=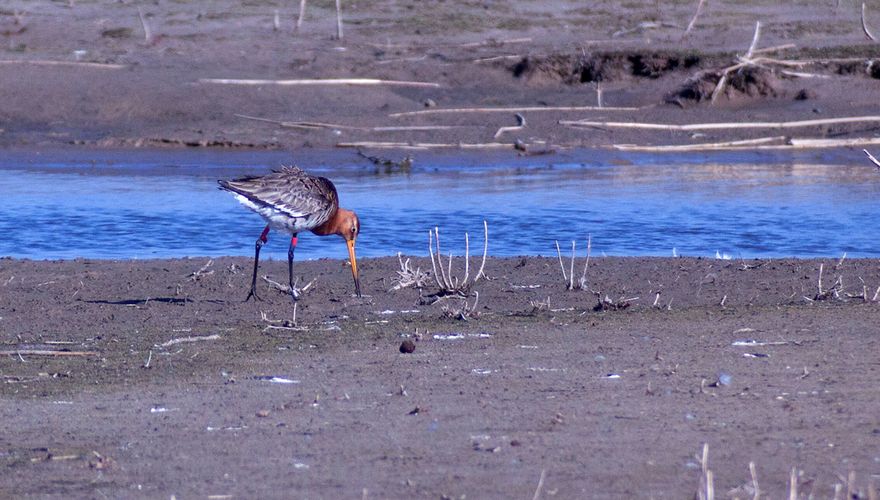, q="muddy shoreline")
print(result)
[2,1,880,154]
[2,256,880,497]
